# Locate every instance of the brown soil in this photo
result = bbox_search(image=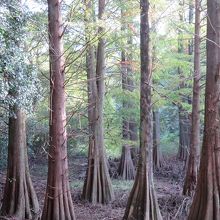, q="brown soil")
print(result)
[0,156,190,220]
